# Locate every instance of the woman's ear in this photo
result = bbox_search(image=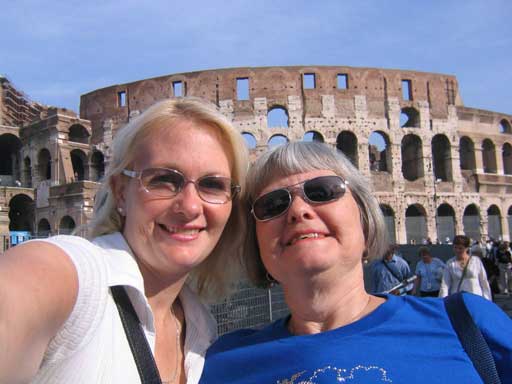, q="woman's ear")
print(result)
[110,174,127,214]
